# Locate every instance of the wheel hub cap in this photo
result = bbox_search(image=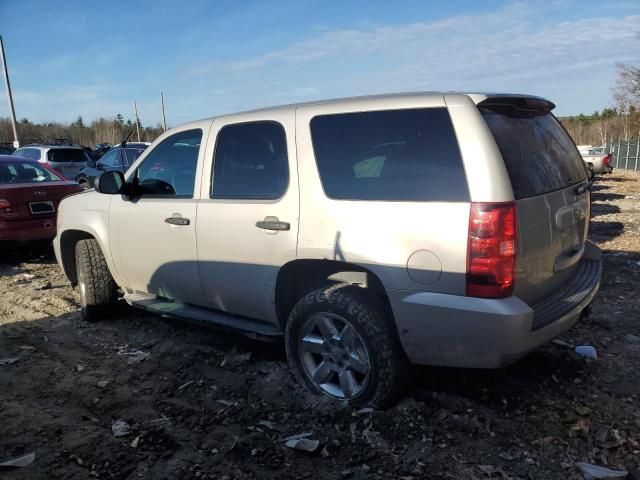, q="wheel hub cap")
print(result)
[297,312,371,400]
